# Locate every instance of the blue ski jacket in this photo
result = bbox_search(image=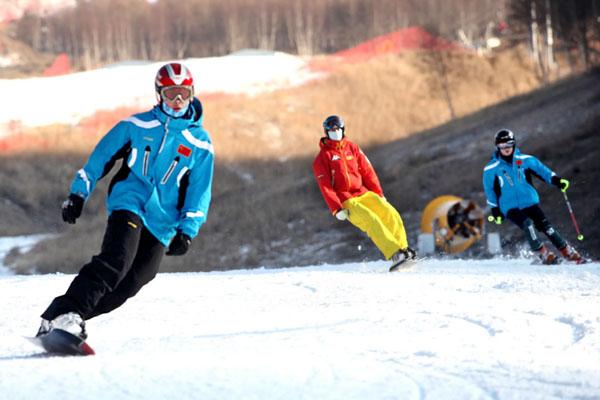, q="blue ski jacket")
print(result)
[482,148,556,215]
[70,98,214,246]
